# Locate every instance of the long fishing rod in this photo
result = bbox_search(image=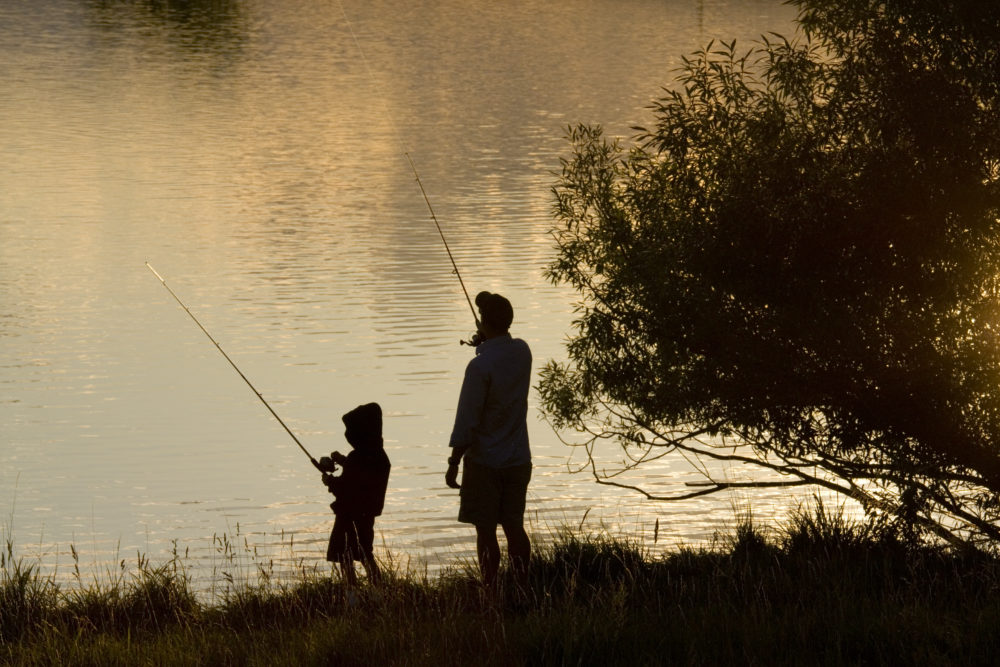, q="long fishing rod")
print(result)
[335,0,480,335]
[403,151,478,328]
[145,262,322,471]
